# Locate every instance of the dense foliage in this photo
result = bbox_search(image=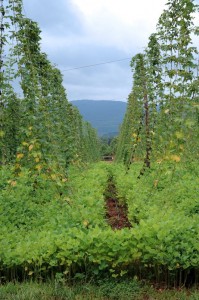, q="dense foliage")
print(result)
[114,7,199,277]
[0,0,100,170]
[116,0,199,172]
[0,0,199,291]
[0,162,198,286]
